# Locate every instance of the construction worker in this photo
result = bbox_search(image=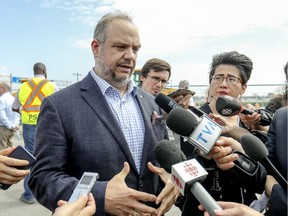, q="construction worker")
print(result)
[12,62,57,204]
